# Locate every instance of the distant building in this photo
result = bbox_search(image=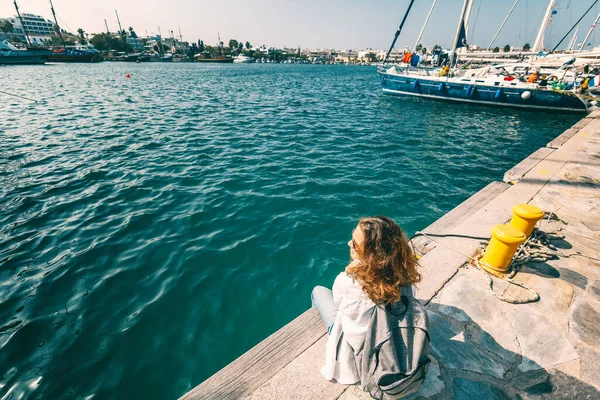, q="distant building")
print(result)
[0,17,27,43]
[1,13,54,45]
